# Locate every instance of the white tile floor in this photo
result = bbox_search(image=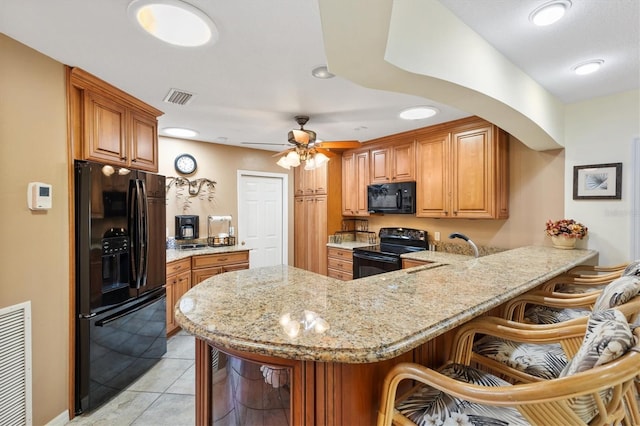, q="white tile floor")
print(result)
[67,331,196,426]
